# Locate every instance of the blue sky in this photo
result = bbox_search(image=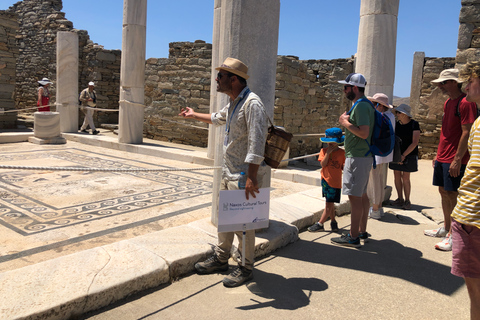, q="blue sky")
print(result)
[1,0,461,98]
